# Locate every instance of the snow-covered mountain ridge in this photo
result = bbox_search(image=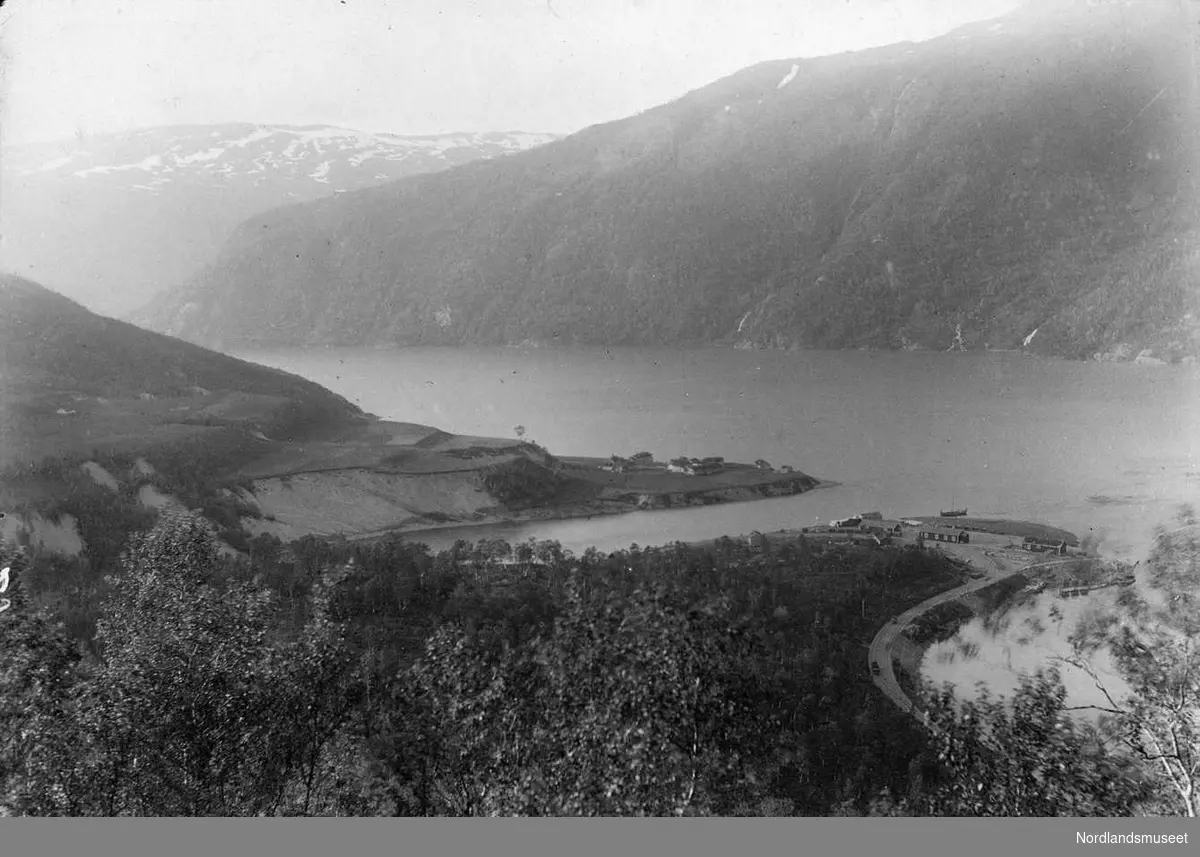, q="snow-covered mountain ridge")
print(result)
[1,123,557,317]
